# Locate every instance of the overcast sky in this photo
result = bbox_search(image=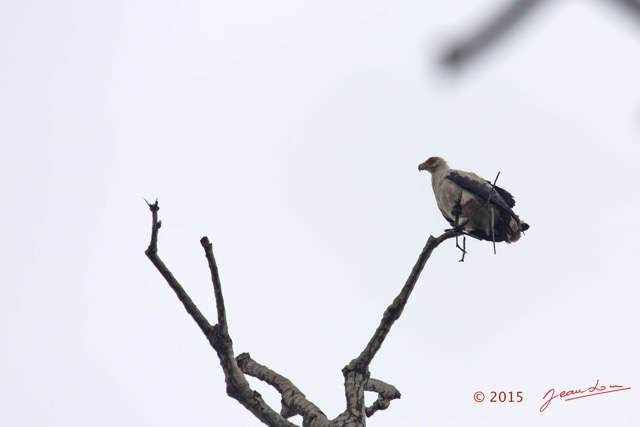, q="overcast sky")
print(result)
[2,1,639,426]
